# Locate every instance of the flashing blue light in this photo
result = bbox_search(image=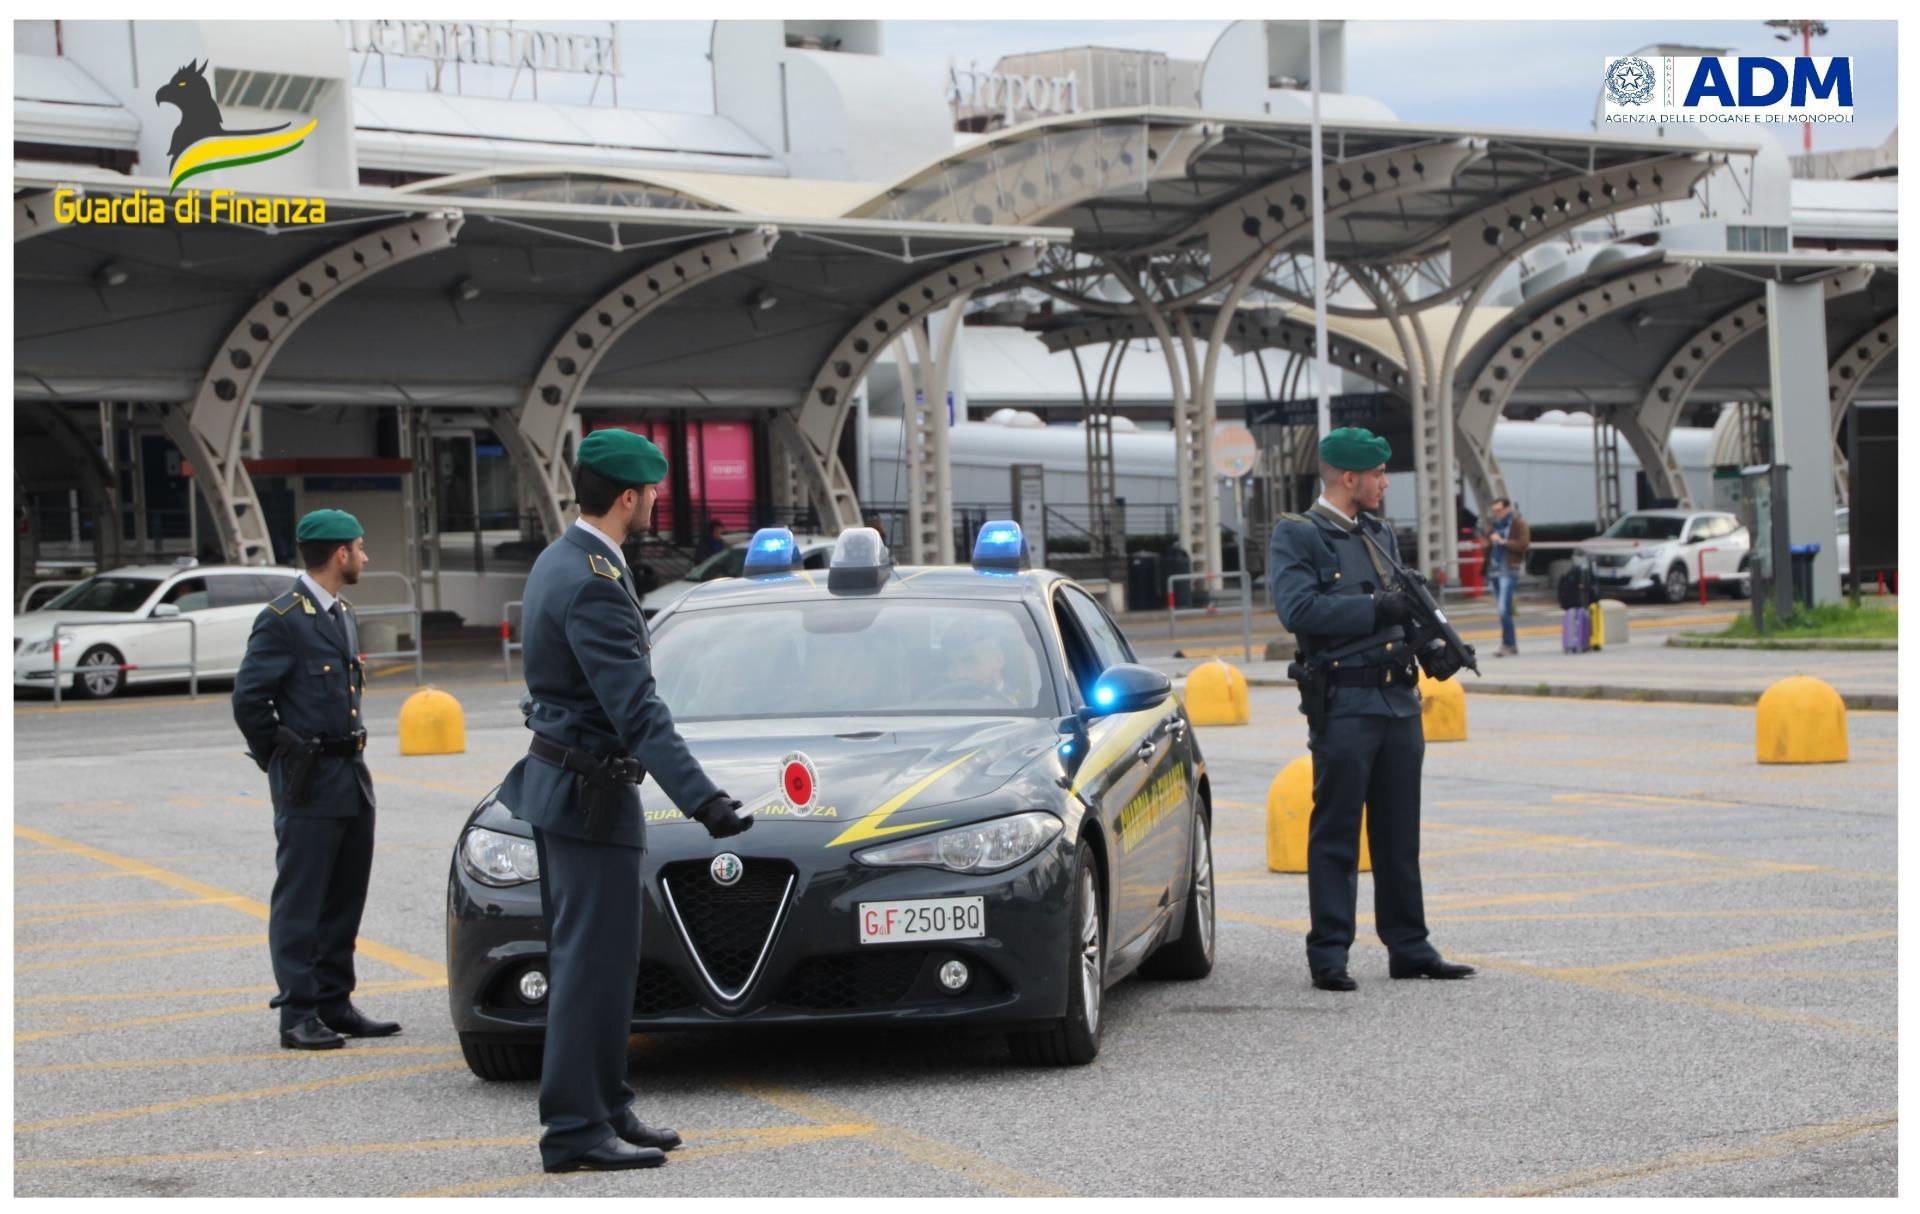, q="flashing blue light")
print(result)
[742,527,796,575]
[1093,684,1116,709]
[1058,740,1075,756]
[971,519,1030,571]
